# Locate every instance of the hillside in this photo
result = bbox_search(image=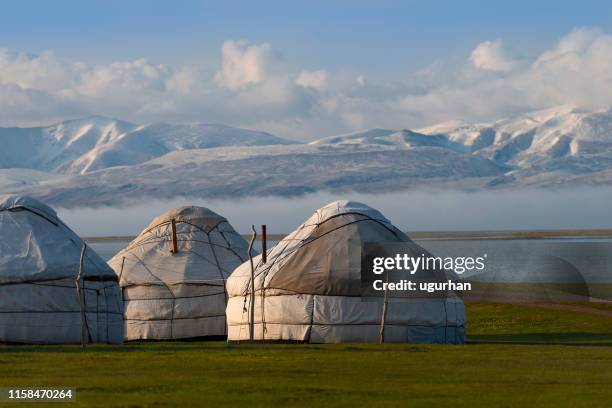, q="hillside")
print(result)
[3,107,612,206]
